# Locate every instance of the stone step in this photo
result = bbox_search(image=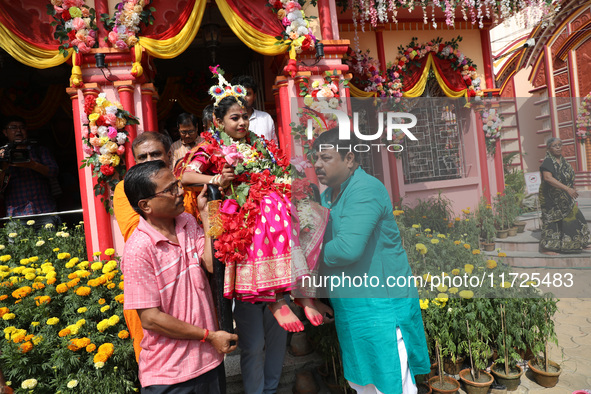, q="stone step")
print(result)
[484,249,591,269]
[494,230,540,252]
